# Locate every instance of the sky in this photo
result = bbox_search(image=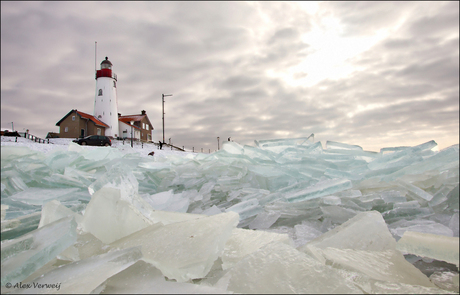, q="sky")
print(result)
[1,1,459,152]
